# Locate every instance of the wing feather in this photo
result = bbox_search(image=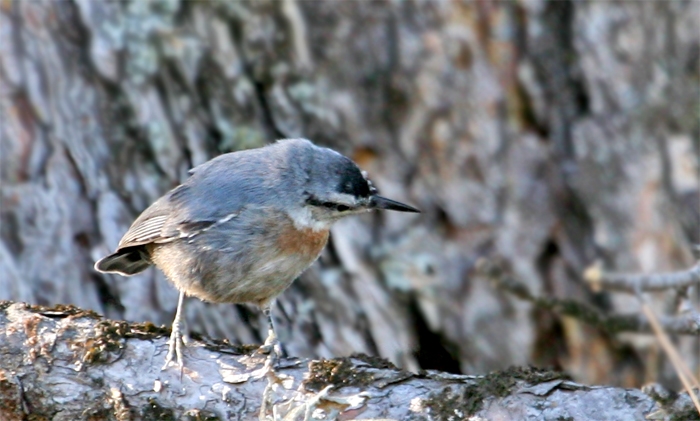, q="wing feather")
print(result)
[114,151,259,251]
[117,212,240,249]
[118,215,171,248]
